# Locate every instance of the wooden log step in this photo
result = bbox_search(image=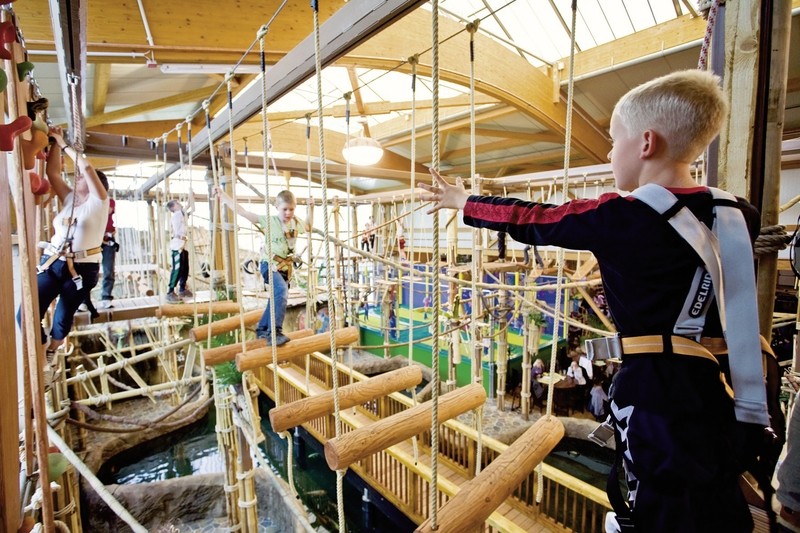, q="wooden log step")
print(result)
[203,329,314,366]
[236,326,359,371]
[189,309,263,343]
[415,416,564,533]
[269,365,423,433]
[157,300,241,318]
[323,383,486,471]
